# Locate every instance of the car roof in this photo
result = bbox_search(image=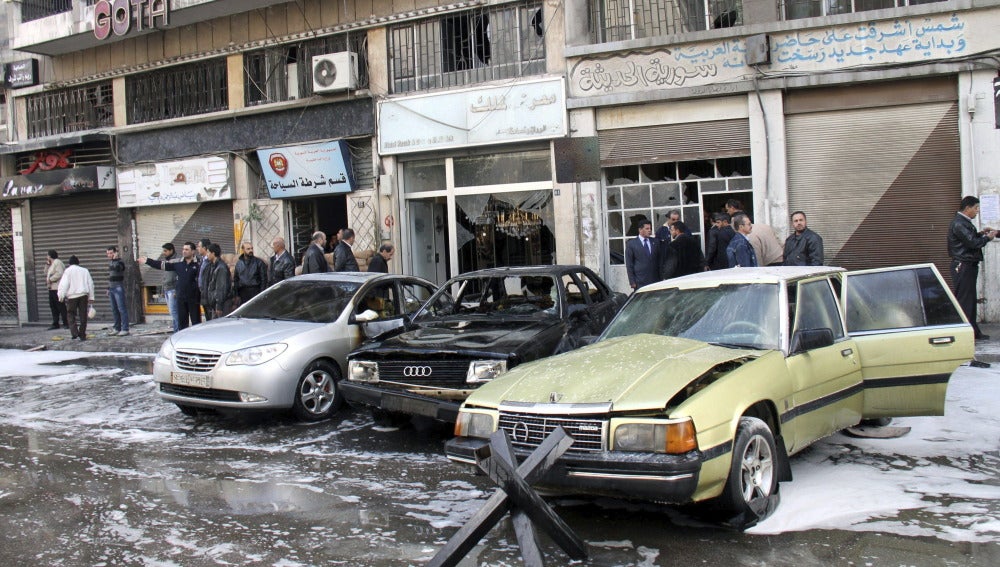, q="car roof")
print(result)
[448,265,591,278]
[638,266,846,292]
[288,272,396,284]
